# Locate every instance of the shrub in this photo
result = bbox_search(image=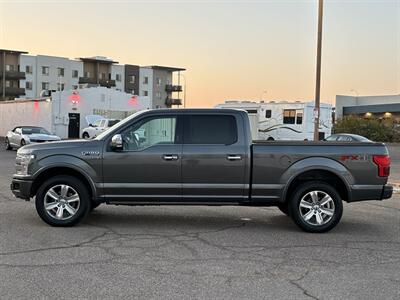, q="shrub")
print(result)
[333,116,399,142]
